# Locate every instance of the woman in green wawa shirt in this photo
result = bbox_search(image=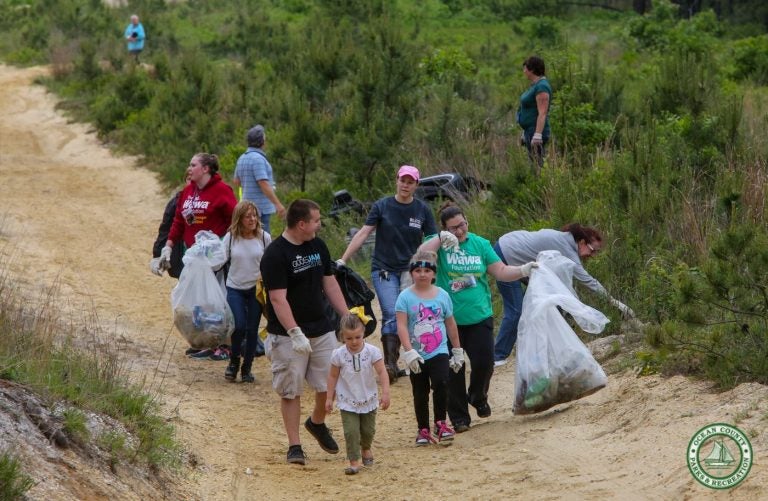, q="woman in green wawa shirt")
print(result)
[417,202,538,432]
[517,55,552,173]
